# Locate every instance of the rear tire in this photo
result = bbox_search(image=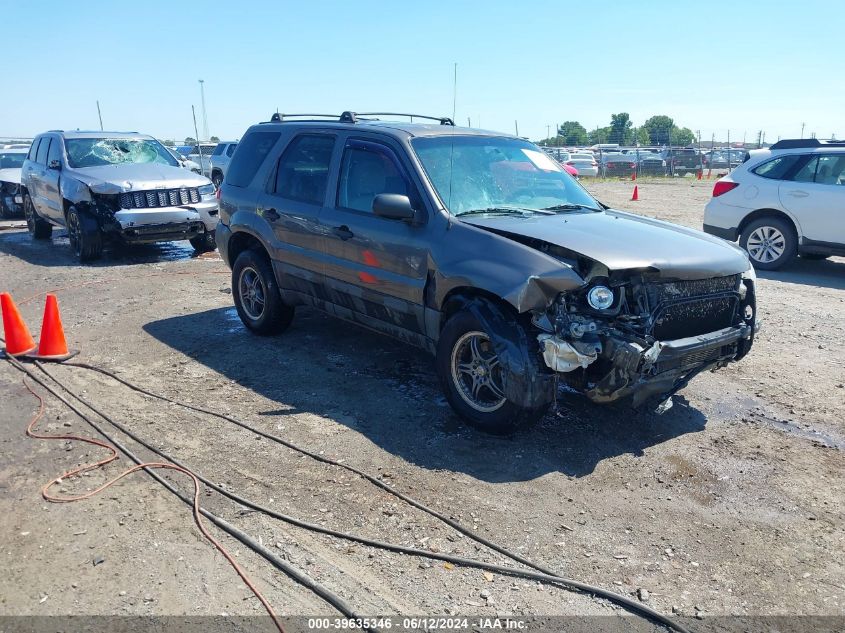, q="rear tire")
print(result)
[436,306,550,435]
[23,194,52,239]
[740,217,797,270]
[190,230,217,253]
[66,205,103,263]
[232,248,294,335]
